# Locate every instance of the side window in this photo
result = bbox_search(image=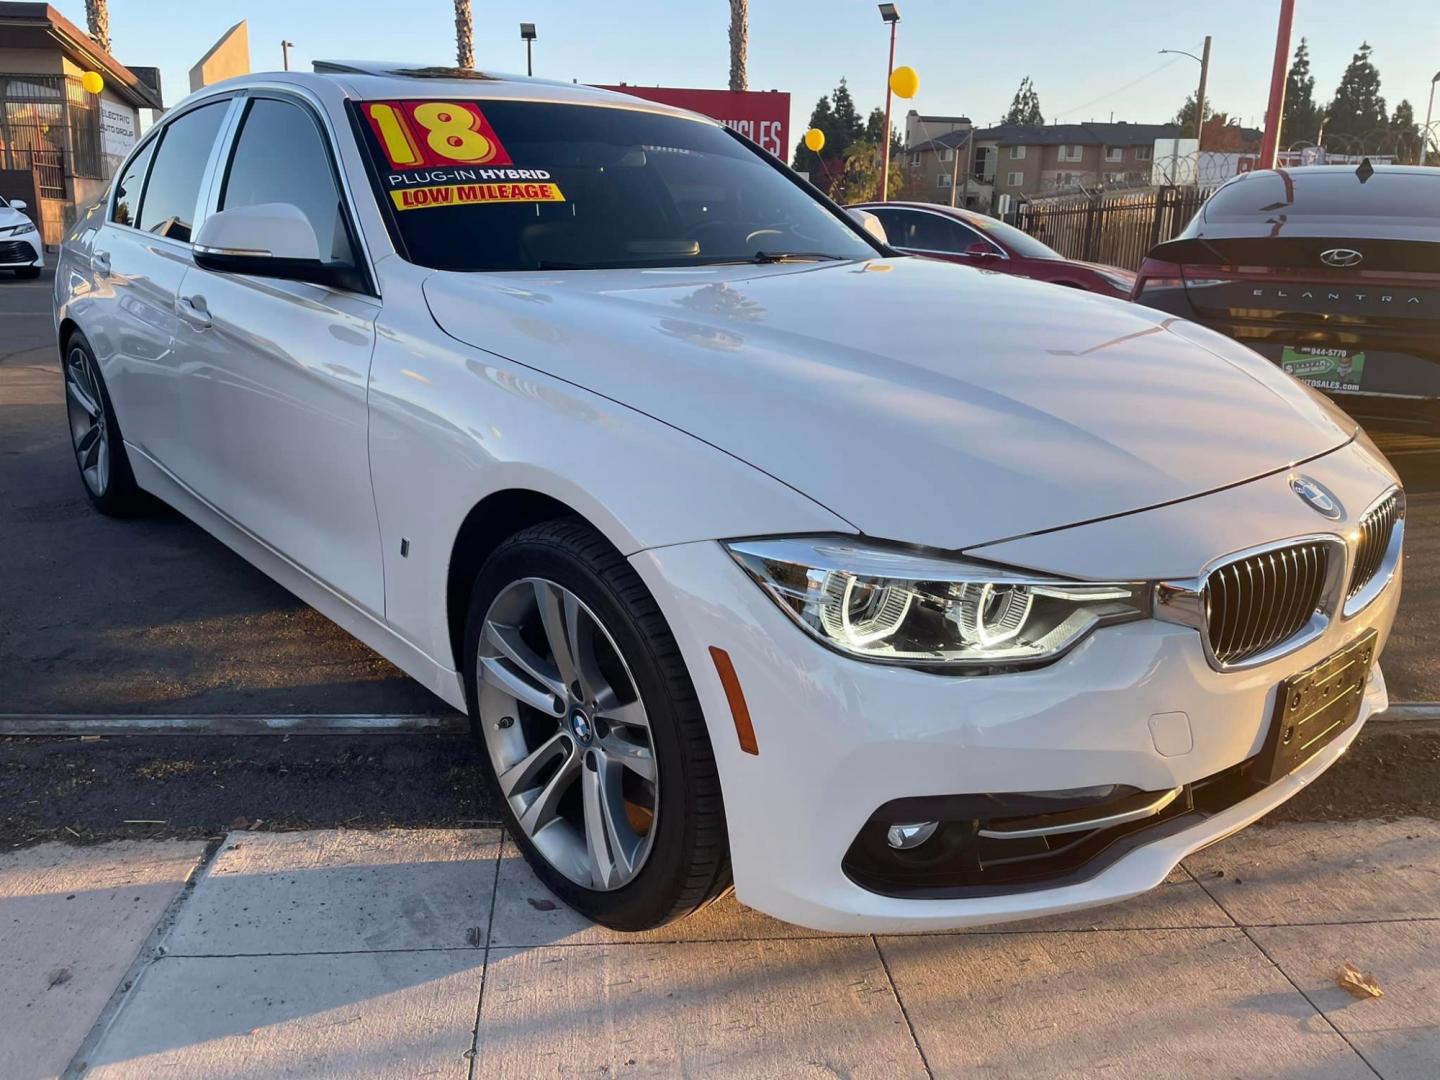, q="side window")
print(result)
[948,221,1000,256]
[137,101,228,243]
[220,98,355,265]
[902,212,962,252]
[111,138,156,227]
